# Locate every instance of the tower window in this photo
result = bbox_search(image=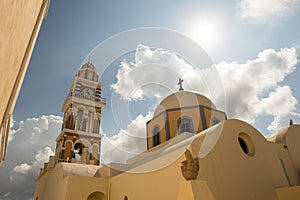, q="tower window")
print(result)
[87,71,93,80]
[177,116,194,134]
[152,125,161,147]
[81,119,87,131]
[77,108,84,131]
[88,111,94,133]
